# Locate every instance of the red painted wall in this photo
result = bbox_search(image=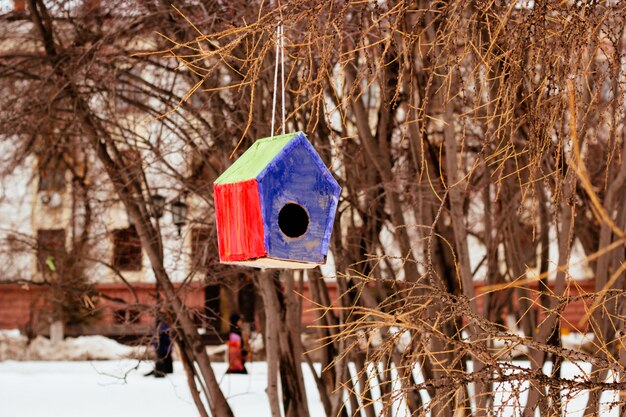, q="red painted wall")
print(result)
[299,280,597,333]
[0,283,205,335]
[214,180,266,262]
[0,285,46,329]
[0,280,597,335]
